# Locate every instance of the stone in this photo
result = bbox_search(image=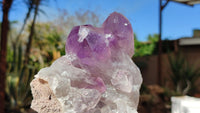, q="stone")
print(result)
[31,12,142,113]
[30,78,62,113]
